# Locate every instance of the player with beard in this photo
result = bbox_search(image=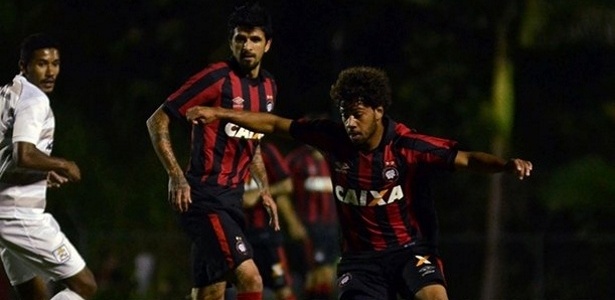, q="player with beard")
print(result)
[146,3,280,300]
